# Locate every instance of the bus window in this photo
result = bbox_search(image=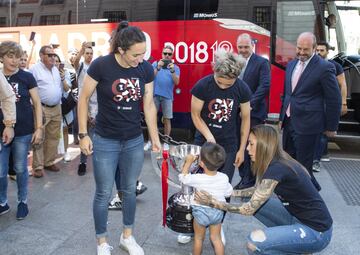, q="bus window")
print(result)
[157,0,185,21]
[272,0,320,68]
[189,0,219,20]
